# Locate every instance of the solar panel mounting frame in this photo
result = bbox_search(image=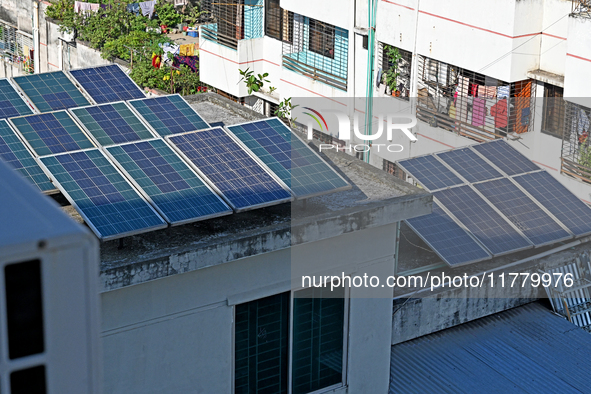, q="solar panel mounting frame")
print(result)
[10,70,97,113]
[36,147,168,241]
[165,128,294,213]
[68,100,159,147]
[127,94,211,137]
[0,77,38,116]
[66,63,145,103]
[404,202,493,267]
[0,119,58,194]
[225,116,352,200]
[103,138,234,226]
[7,110,97,158]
